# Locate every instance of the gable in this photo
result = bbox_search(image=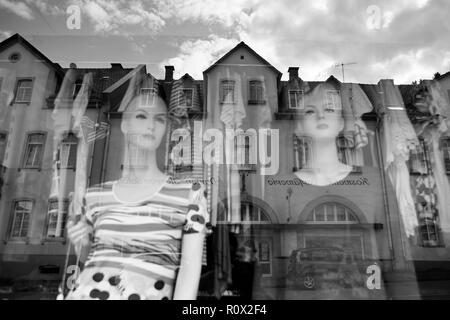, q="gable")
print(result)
[204,42,281,79]
[0,34,63,78]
